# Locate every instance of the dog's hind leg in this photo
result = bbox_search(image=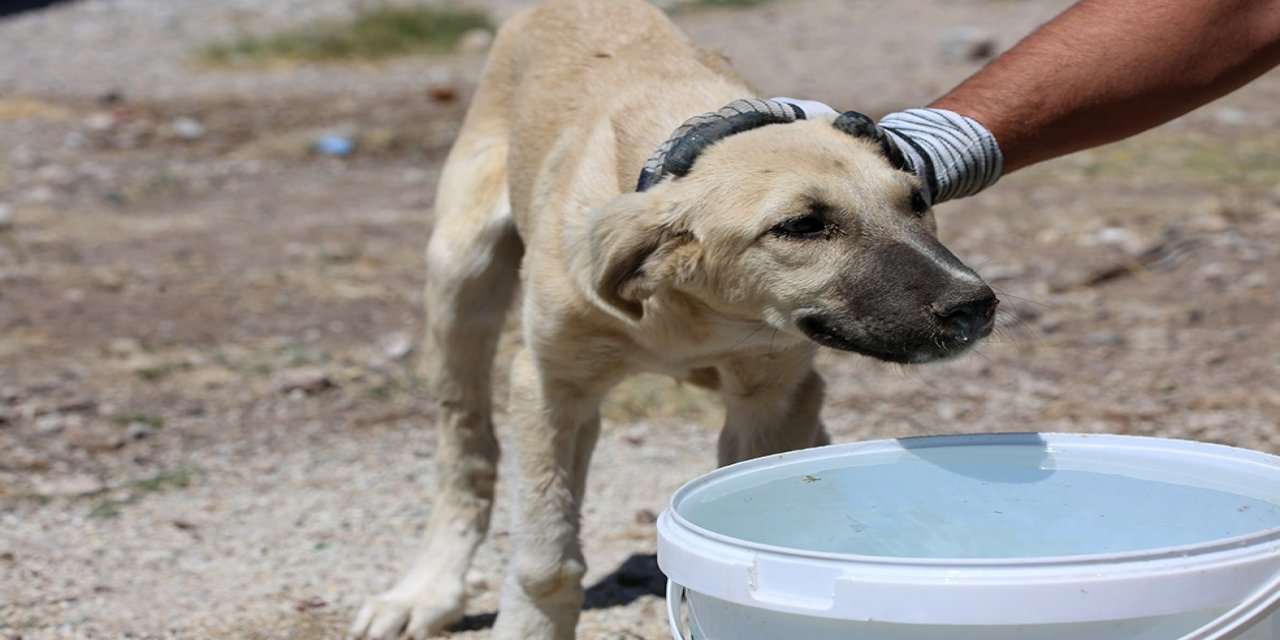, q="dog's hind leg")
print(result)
[715,348,830,466]
[351,95,522,640]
